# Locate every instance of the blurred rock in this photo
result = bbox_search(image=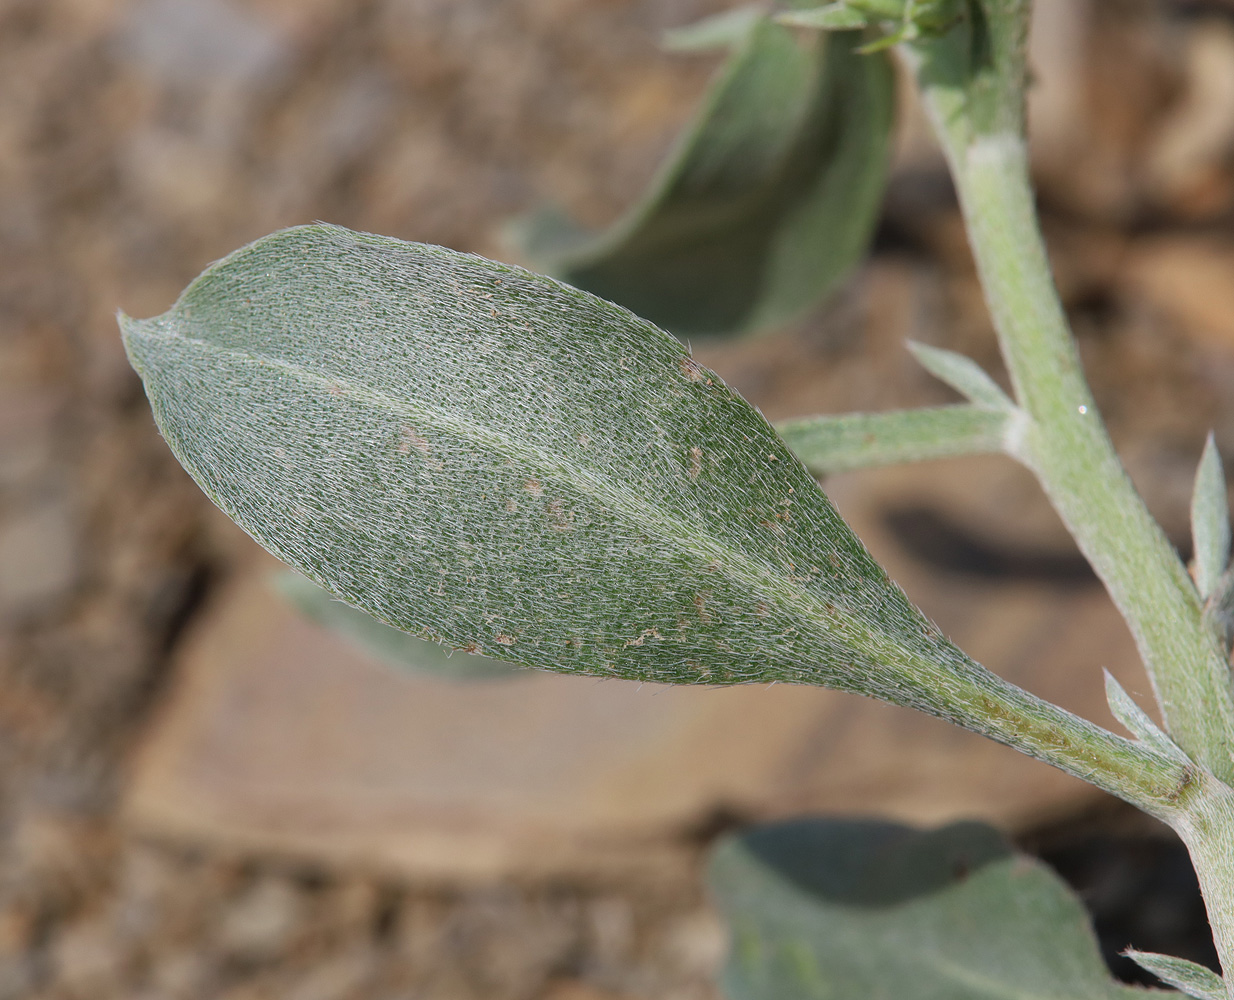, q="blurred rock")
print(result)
[1145,19,1234,218]
[49,915,127,995]
[1124,236,1234,350]
[0,496,79,619]
[216,875,305,961]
